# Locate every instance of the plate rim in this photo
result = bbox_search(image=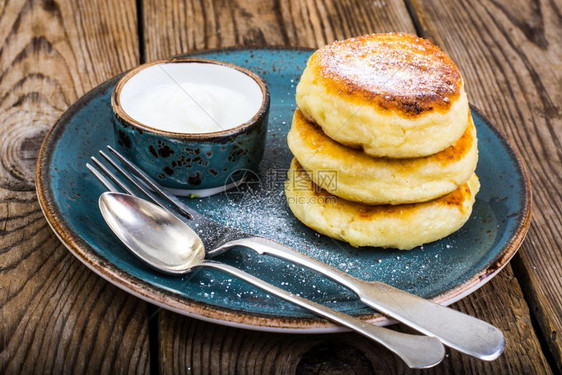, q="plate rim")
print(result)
[35,47,532,332]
